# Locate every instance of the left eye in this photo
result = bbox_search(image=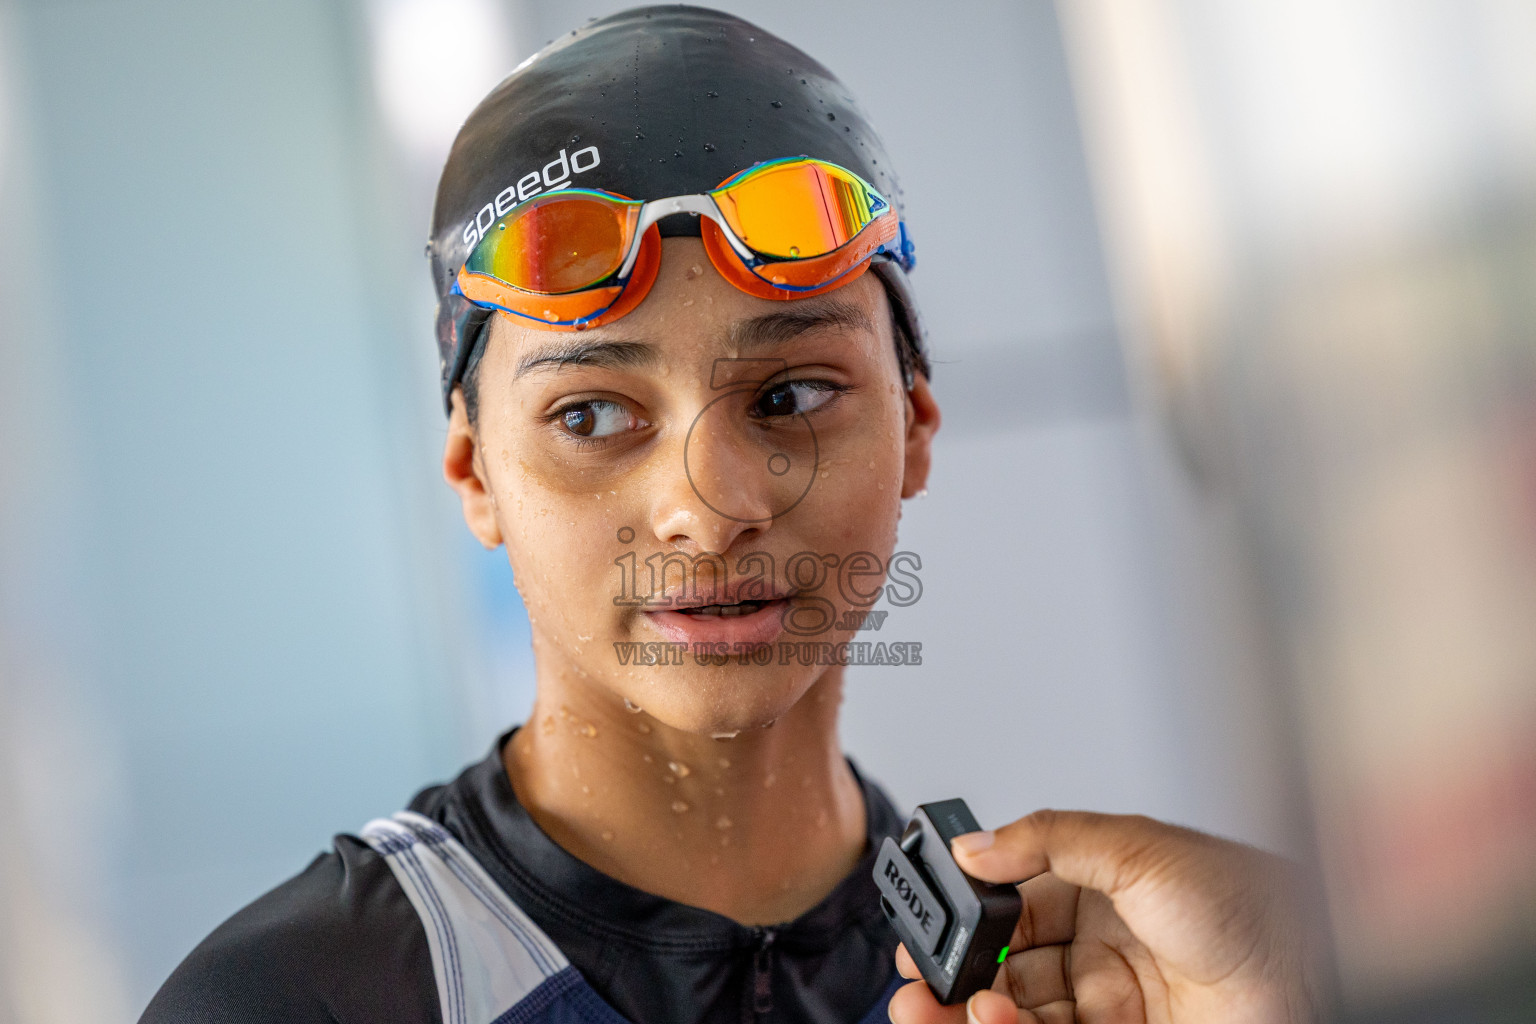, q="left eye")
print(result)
[558,400,643,438]
[752,381,841,418]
